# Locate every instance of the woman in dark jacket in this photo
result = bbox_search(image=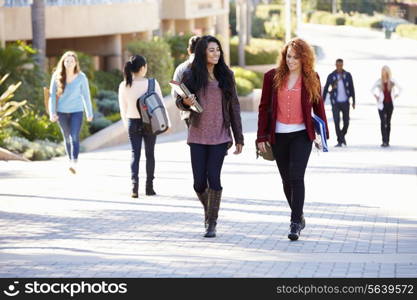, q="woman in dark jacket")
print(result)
[257,38,329,241]
[176,35,244,238]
